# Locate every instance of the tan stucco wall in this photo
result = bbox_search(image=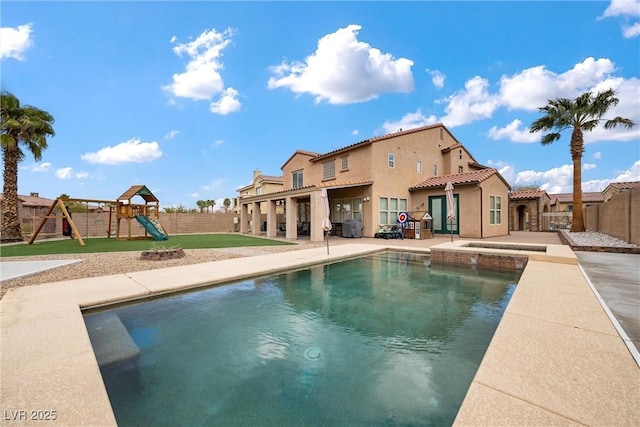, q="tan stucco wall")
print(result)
[282,153,316,189]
